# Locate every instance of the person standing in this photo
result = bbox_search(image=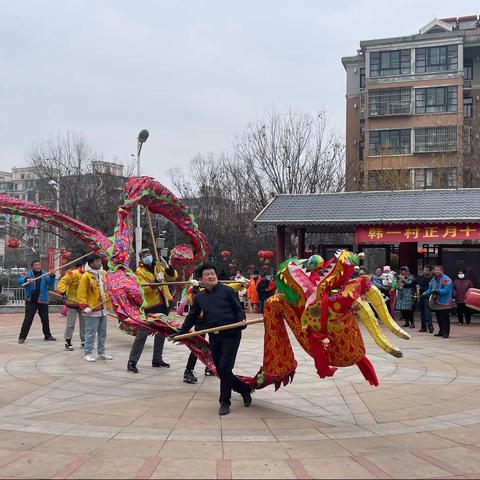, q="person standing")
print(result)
[417,266,434,333]
[172,263,252,416]
[55,260,85,350]
[78,254,112,362]
[422,265,453,339]
[17,260,57,343]
[247,271,260,313]
[256,273,269,314]
[127,248,177,373]
[395,267,417,329]
[453,271,474,326]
